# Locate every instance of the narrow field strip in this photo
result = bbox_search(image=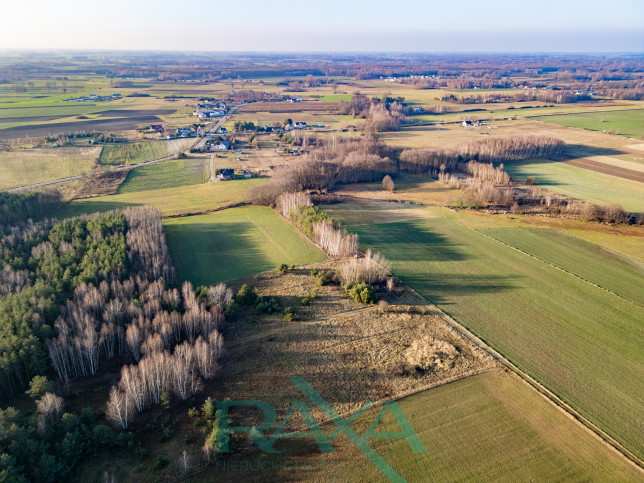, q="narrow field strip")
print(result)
[563,157,644,182]
[476,227,644,308]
